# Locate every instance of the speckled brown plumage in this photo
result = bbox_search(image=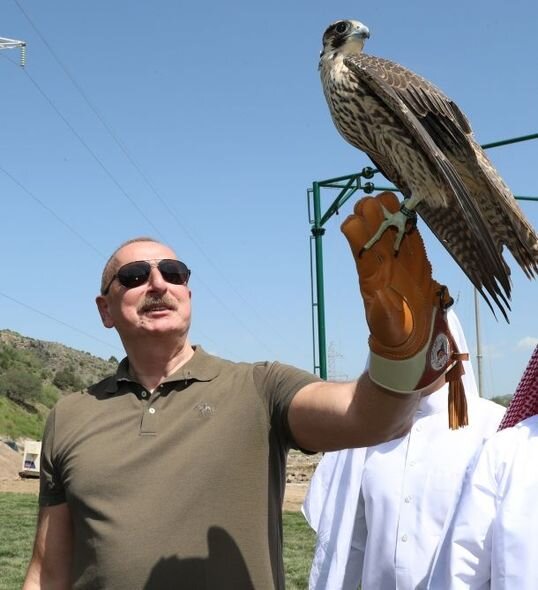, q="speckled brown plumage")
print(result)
[320,19,538,319]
